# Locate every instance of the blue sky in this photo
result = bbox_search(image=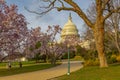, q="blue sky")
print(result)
[6,0,93,36]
